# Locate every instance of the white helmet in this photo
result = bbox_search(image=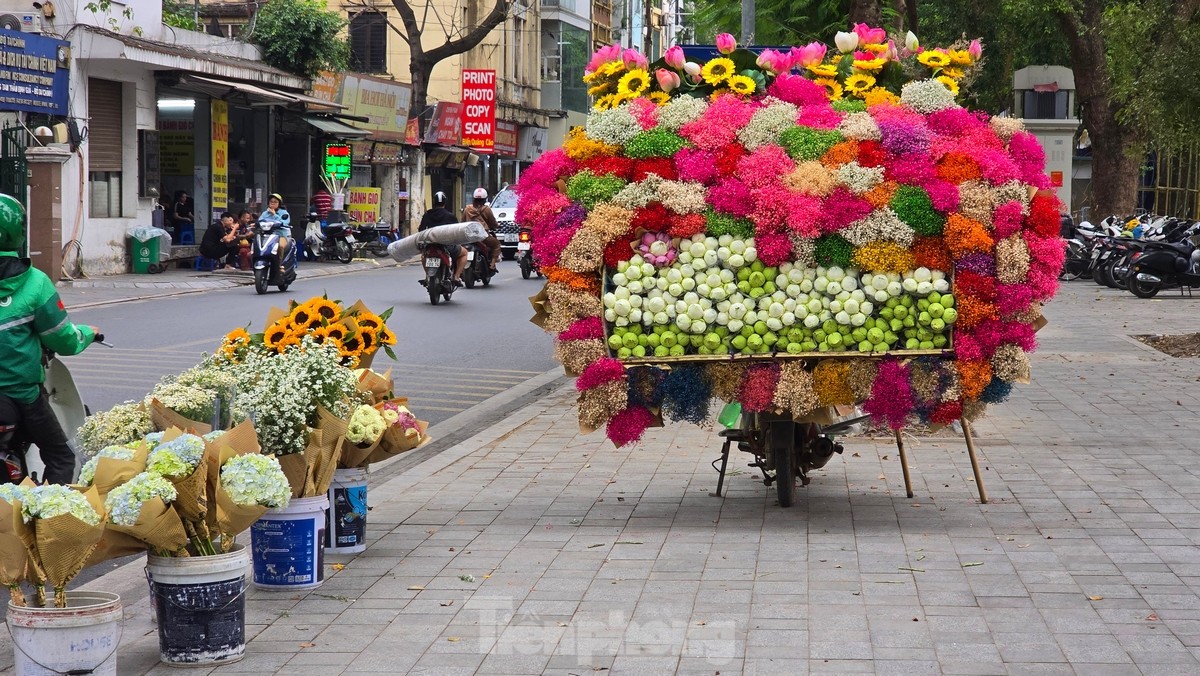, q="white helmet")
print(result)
[473,188,488,200]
